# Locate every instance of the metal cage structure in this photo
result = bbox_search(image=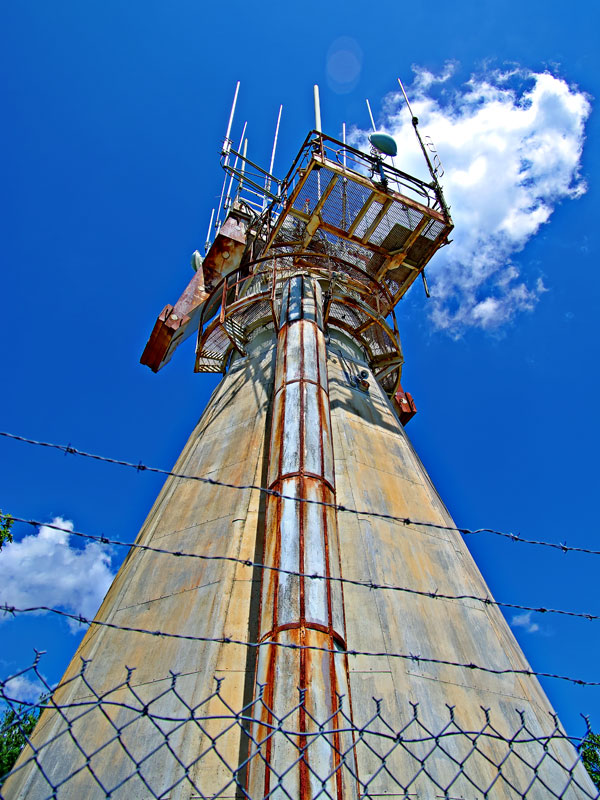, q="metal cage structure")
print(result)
[143,130,453,399]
